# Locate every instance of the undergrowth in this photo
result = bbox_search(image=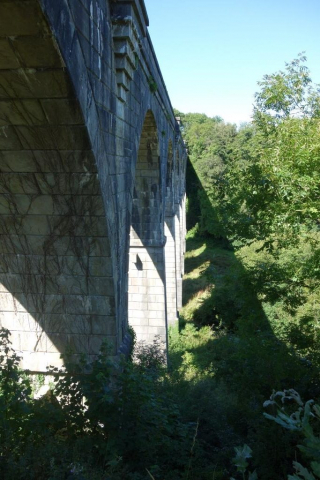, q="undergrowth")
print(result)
[1,235,319,479]
[167,234,320,479]
[0,331,194,480]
